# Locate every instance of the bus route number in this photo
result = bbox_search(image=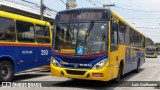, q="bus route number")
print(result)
[41,50,48,55]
